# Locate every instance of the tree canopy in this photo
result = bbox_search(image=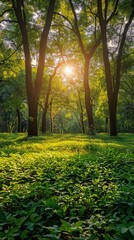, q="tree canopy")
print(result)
[0,0,134,135]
